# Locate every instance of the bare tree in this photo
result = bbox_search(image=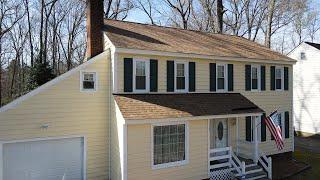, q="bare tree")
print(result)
[216,0,223,33]
[136,0,155,24]
[0,0,24,106]
[164,0,193,29]
[306,10,320,42]
[105,0,134,20]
